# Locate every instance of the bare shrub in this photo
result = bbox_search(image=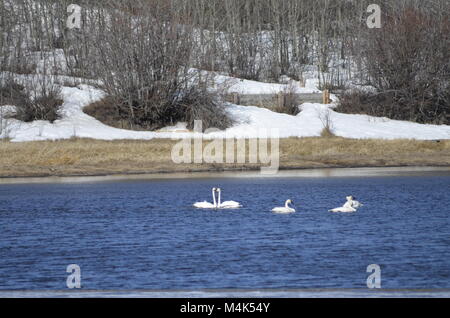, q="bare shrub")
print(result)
[1,72,64,123]
[354,7,450,125]
[88,1,192,130]
[83,96,139,130]
[0,80,28,106]
[337,88,449,125]
[14,82,63,123]
[0,78,21,138]
[178,84,234,131]
[88,0,233,131]
[220,32,267,81]
[84,82,234,132]
[318,108,335,138]
[317,67,348,92]
[336,91,389,118]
